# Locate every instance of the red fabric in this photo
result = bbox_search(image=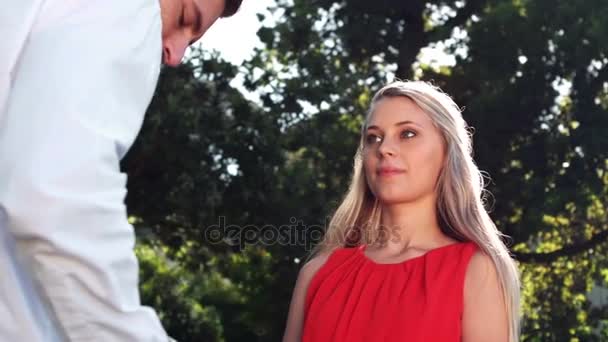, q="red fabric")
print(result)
[303,241,478,342]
